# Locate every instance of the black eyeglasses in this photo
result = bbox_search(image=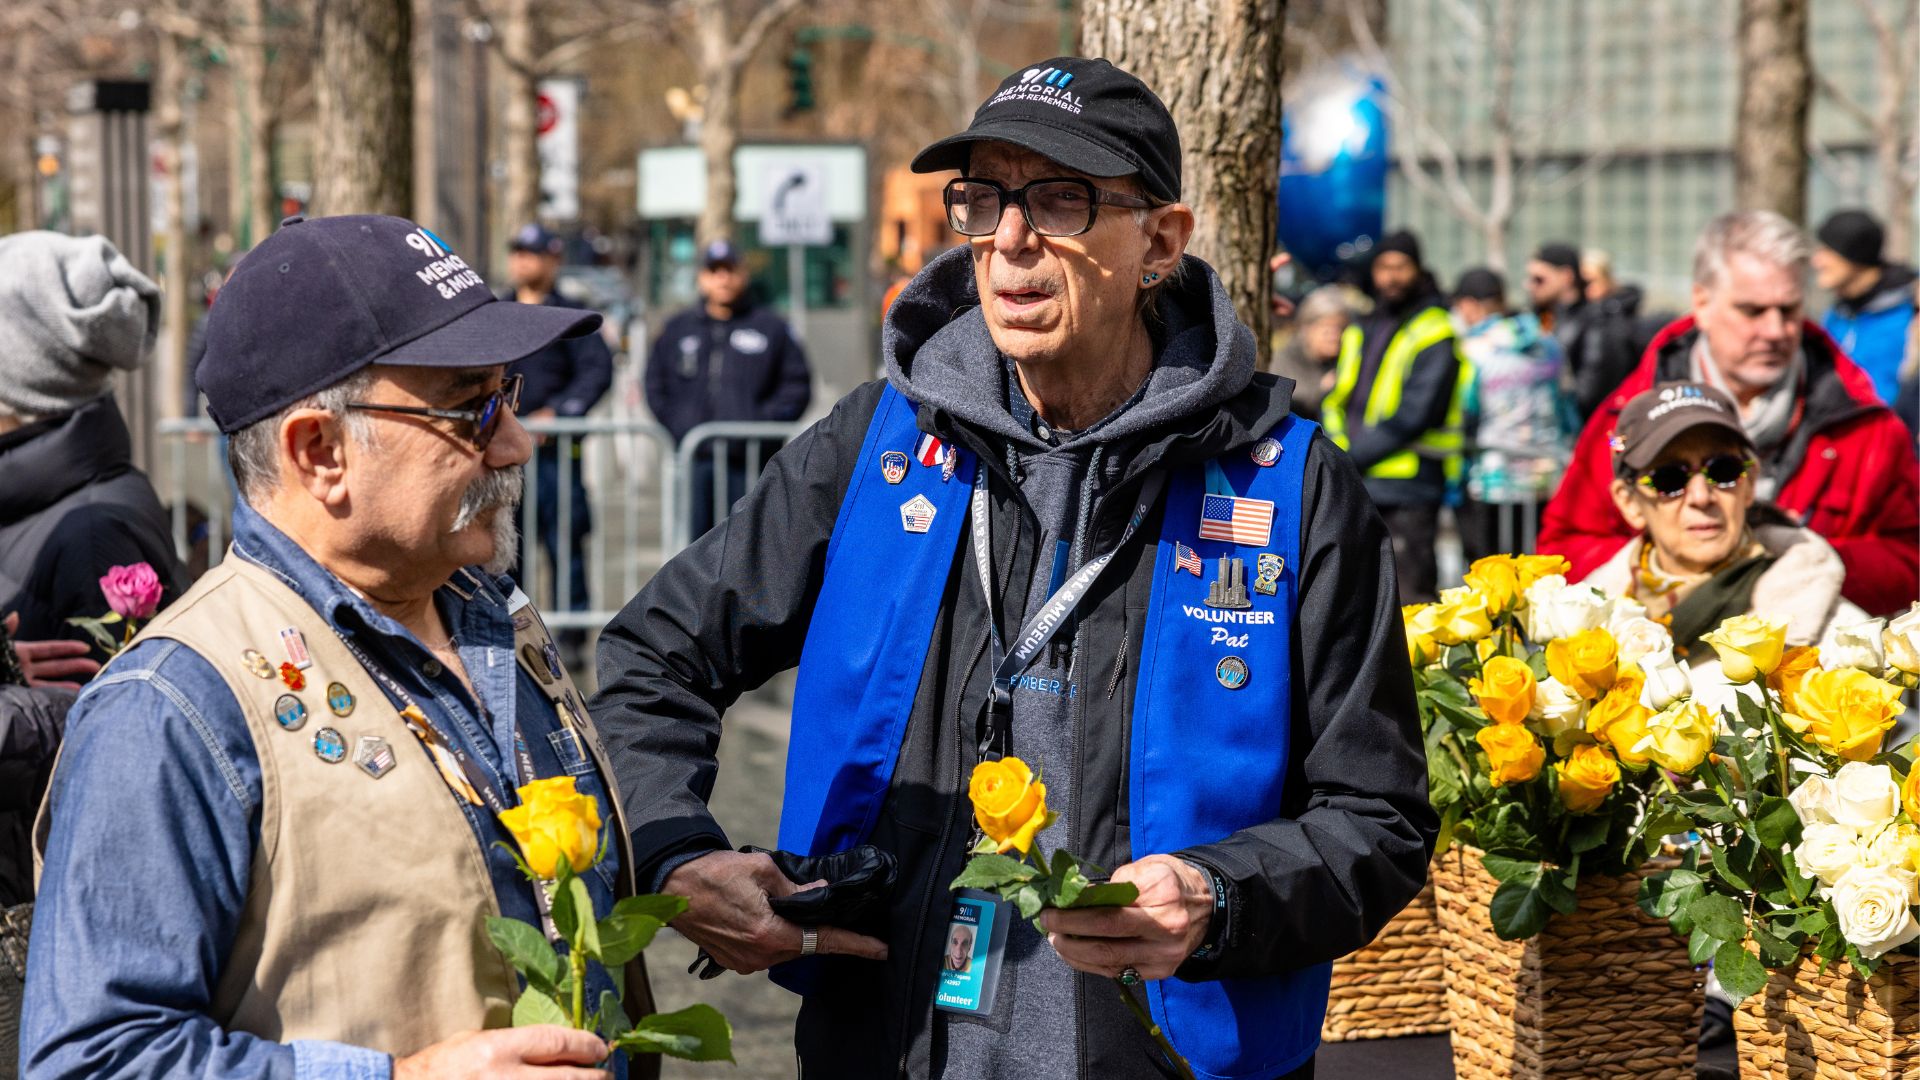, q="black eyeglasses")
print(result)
[943,177,1154,238]
[1636,454,1752,499]
[345,374,523,452]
